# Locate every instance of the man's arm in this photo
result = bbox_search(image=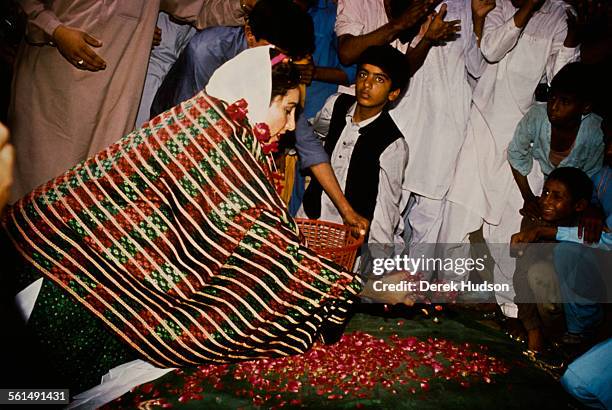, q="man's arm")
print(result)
[465,0,495,78]
[336,0,441,65]
[309,163,369,236]
[404,4,461,76]
[294,62,351,86]
[480,0,544,63]
[556,226,612,250]
[545,5,580,84]
[508,107,540,219]
[295,95,369,236]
